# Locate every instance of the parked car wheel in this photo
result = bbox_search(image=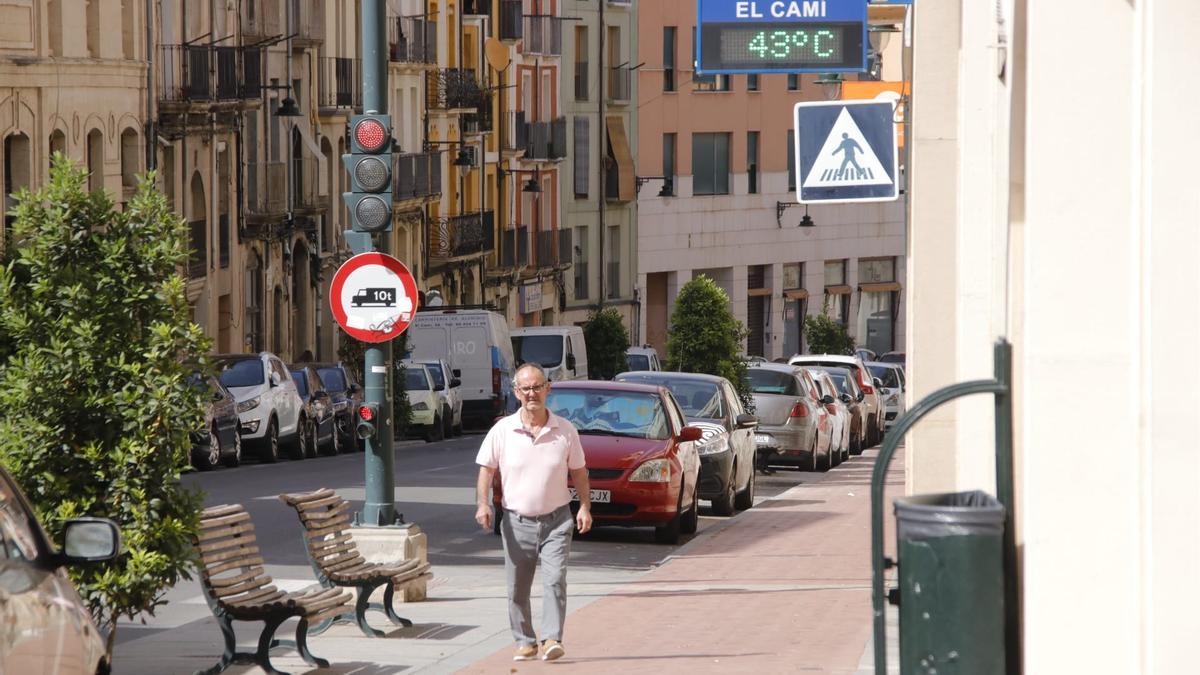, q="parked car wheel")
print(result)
[261,418,280,463]
[452,415,463,437]
[818,440,832,472]
[655,486,684,545]
[304,419,319,459]
[221,431,242,468]
[442,405,453,439]
[287,416,308,460]
[425,414,444,443]
[806,436,819,472]
[711,471,736,517]
[326,424,341,456]
[193,427,220,471]
[734,465,755,511]
[680,485,699,535]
